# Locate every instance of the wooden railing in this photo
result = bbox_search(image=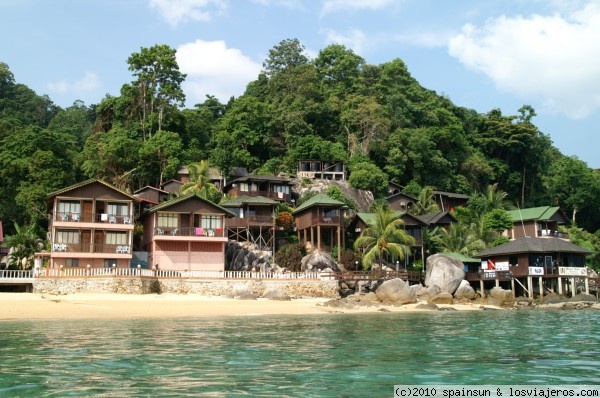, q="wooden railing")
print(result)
[154,227,225,237]
[54,212,133,224]
[51,243,132,254]
[310,216,341,225]
[226,216,274,228]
